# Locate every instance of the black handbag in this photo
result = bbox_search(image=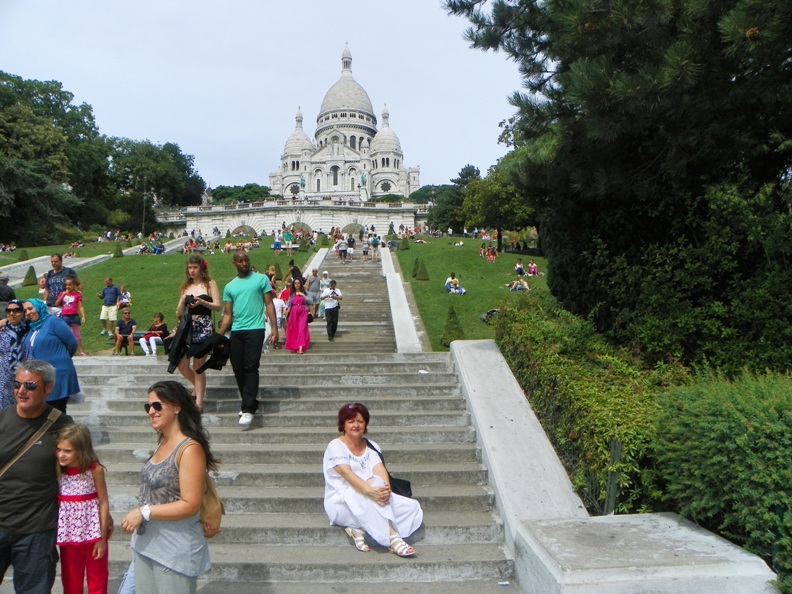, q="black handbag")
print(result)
[365,439,412,498]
